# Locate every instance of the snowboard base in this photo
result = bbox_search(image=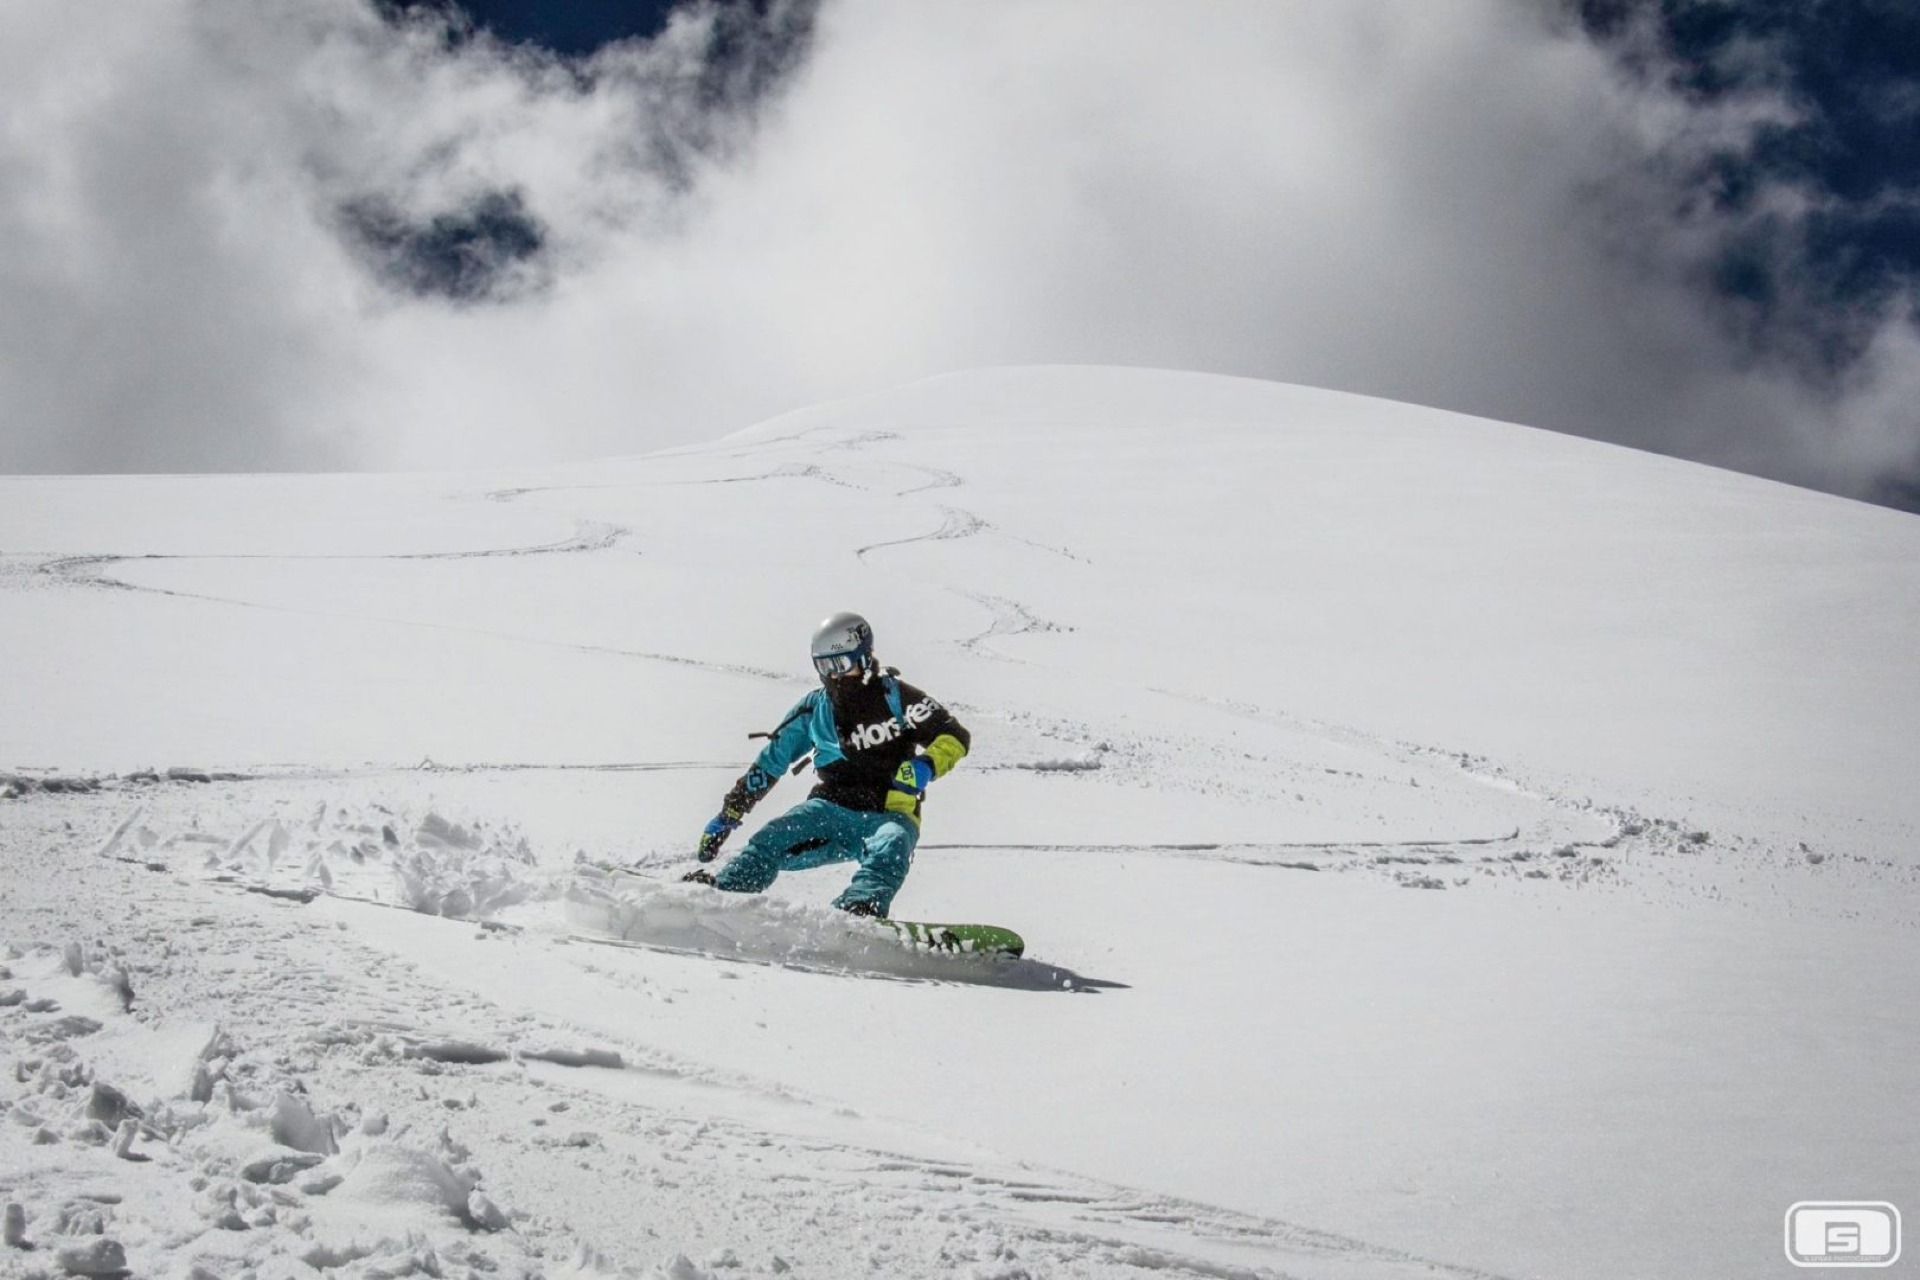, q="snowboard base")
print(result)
[879,919,1024,958]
